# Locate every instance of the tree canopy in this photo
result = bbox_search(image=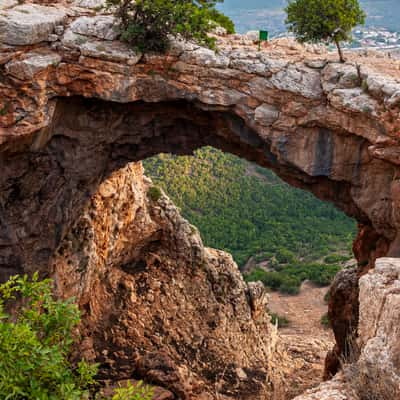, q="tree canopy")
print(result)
[108,0,234,52]
[285,0,365,62]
